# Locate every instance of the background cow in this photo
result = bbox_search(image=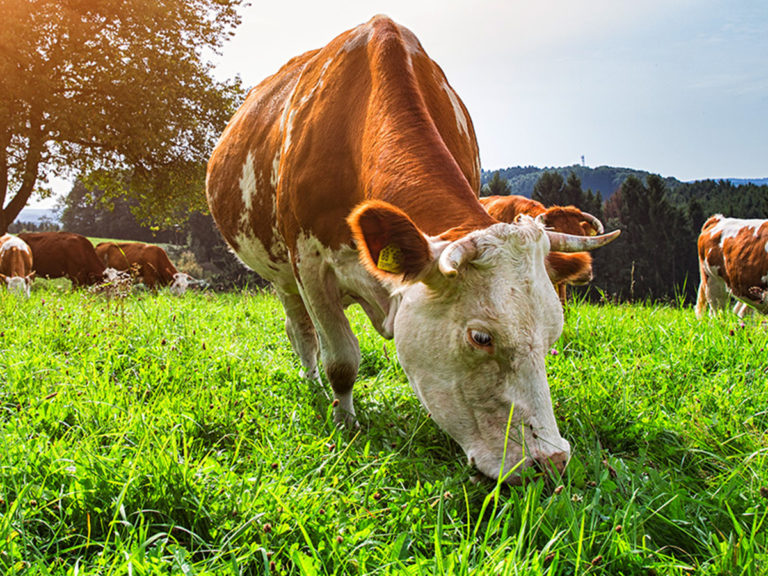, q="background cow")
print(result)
[18,231,107,287]
[0,234,35,297]
[480,195,605,302]
[206,16,619,482]
[95,242,196,295]
[696,214,768,317]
